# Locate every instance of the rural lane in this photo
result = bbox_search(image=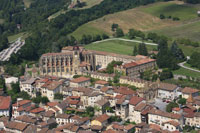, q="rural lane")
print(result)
[92,38,158,46]
[178,61,200,73]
